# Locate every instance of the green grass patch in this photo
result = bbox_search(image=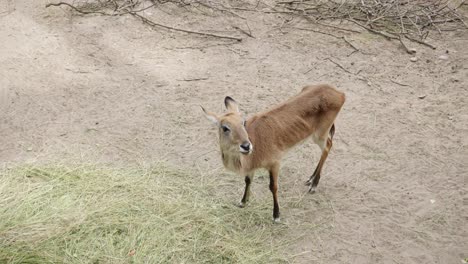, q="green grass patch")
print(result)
[0,165,290,263]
